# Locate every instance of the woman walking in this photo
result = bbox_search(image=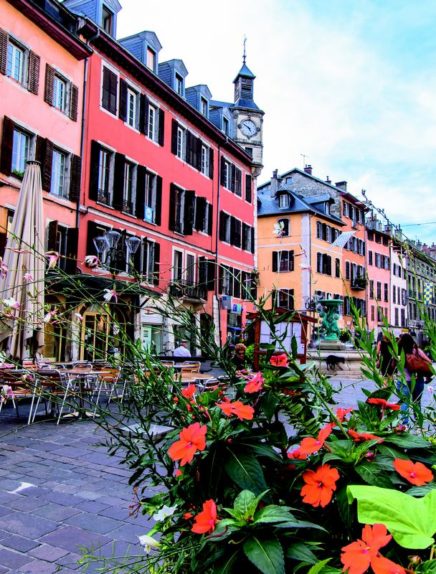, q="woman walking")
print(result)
[397,333,432,408]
